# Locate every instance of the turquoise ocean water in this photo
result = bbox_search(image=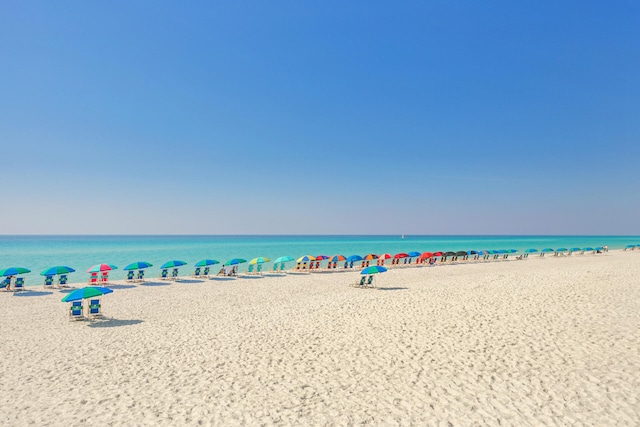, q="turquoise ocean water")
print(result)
[0,235,638,286]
